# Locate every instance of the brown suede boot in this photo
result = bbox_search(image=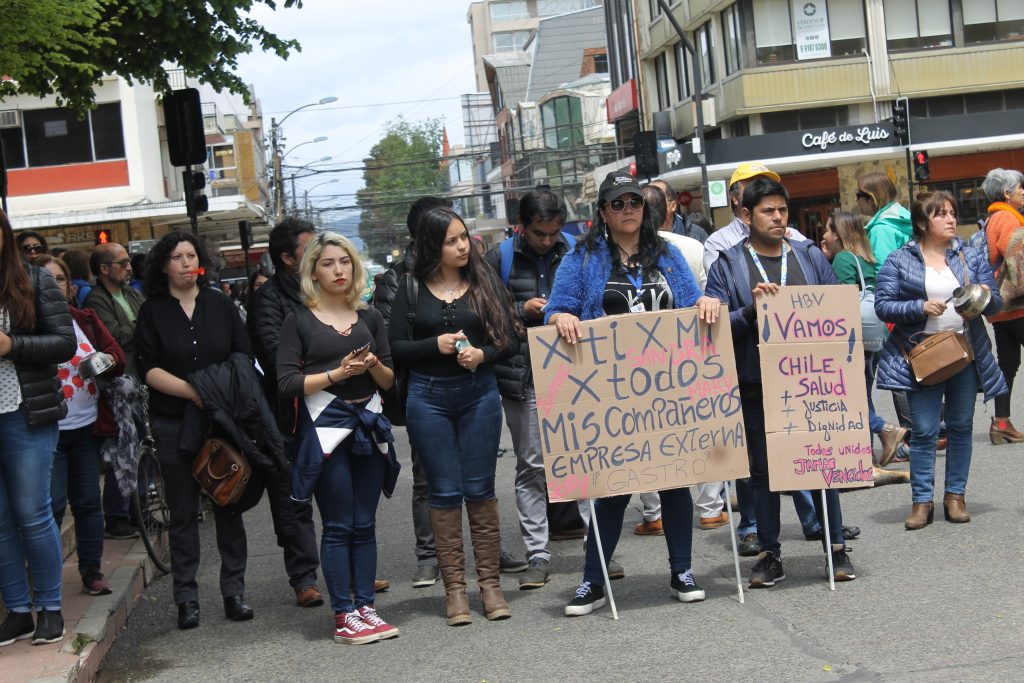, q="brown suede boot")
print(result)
[943,493,971,523]
[877,424,909,467]
[466,499,511,621]
[990,417,1024,445]
[904,502,934,530]
[429,507,472,626]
